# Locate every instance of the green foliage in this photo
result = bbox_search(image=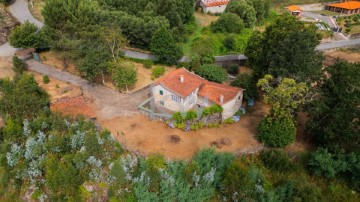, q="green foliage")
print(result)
[260,150,297,173]
[150,27,183,65]
[211,13,244,34]
[225,0,257,28]
[226,64,239,75]
[231,73,258,101]
[171,112,184,123]
[0,74,49,121]
[258,116,296,147]
[12,56,26,75]
[185,110,197,121]
[223,34,236,52]
[195,64,227,83]
[42,75,50,84]
[202,105,223,117]
[246,15,322,81]
[224,117,235,124]
[9,21,48,49]
[151,66,165,79]
[308,148,348,179]
[111,62,137,92]
[143,60,153,69]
